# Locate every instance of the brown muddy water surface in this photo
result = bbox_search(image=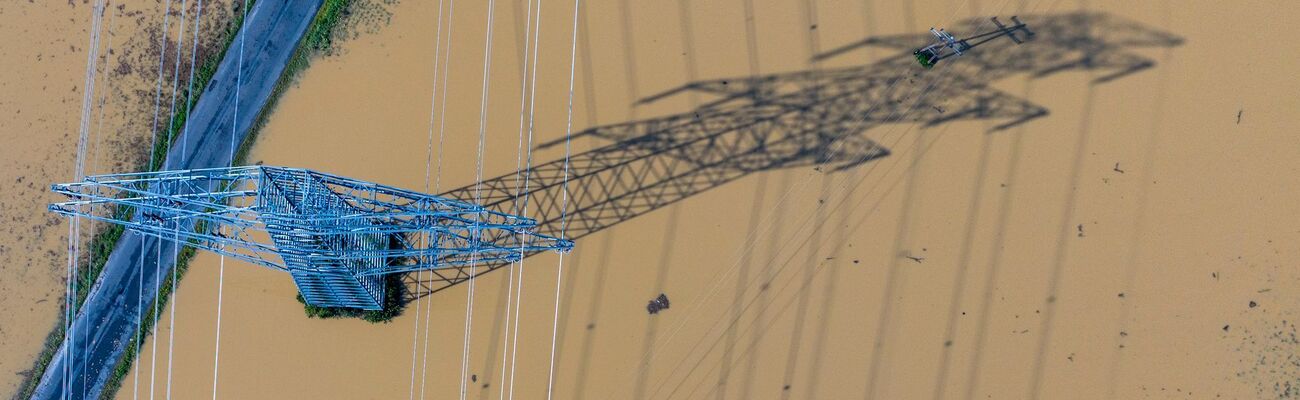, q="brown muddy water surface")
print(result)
[5,0,1299,399]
